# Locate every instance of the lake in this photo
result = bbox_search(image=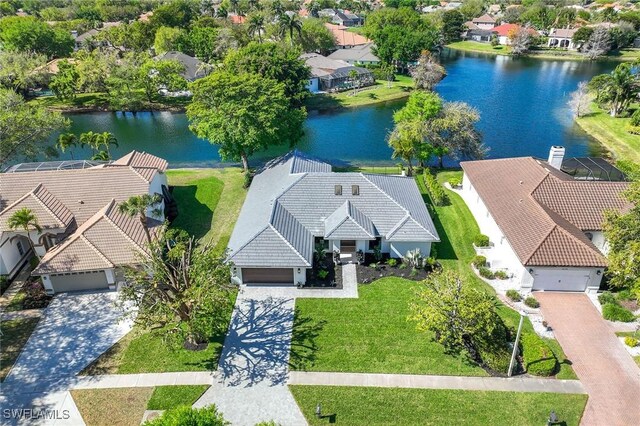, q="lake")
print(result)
[56,49,616,168]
